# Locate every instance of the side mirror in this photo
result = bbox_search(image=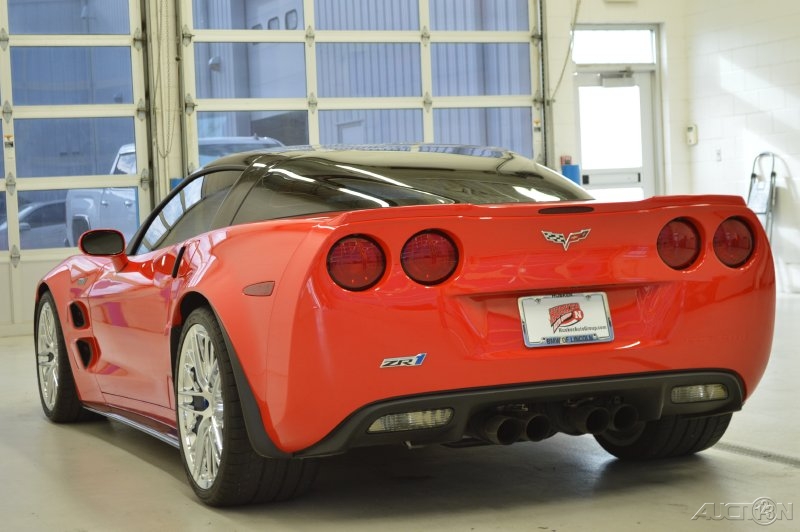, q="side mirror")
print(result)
[19,222,31,232]
[79,229,128,270]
